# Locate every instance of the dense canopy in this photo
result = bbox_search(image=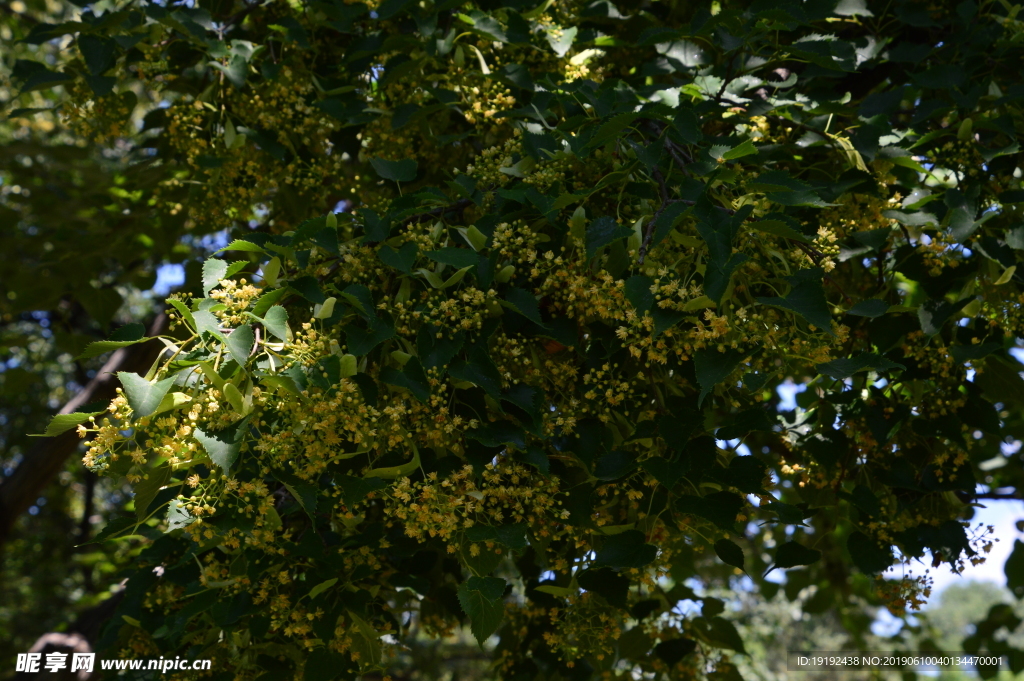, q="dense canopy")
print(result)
[5,0,1024,679]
